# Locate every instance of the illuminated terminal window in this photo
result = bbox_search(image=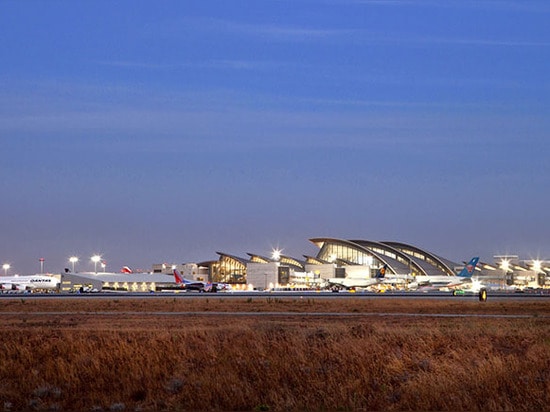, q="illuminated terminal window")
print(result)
[212,254,247,284]
[317,242,379,267]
